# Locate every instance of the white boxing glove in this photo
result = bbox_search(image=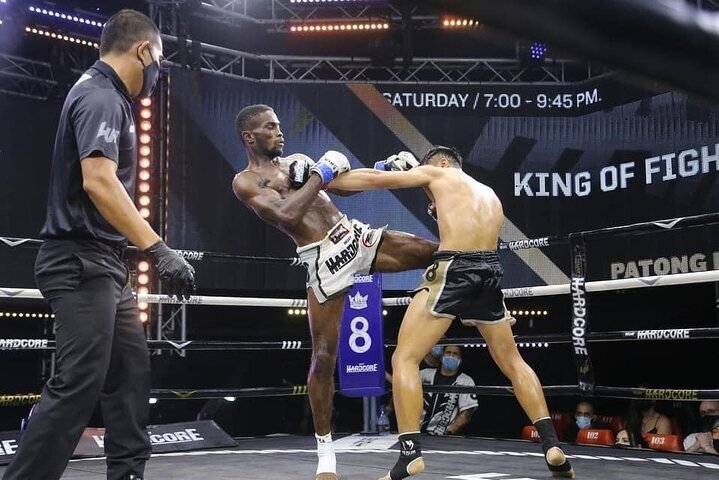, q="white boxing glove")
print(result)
[374,151,419,172]
[311,150,351,185]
